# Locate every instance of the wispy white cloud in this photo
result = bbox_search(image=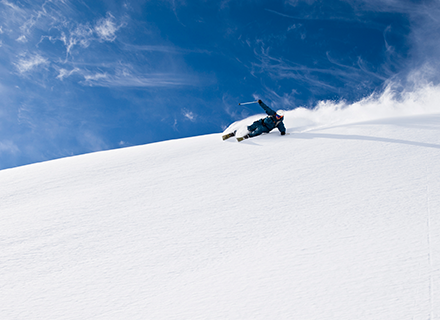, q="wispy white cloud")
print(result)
[266,8,298,19]
[251,45,373,88]
[15,53,48,73]
[51,13,125,57]
[16,103,36,129]
[56,67,80,80]
[285,0,440,83]
[1,0,23,12]
[69,25,94,48]
[182,109,196,121]
[0,0,29,41]
[16,35,27,43]
[81,71,193,88]
[1,0,199,91]
[1,0,127,59]
[83,72,108,82]
[56,13,127,57]
[343,0,427,14]
[0,140,19,155]
[78,130,108,152]
[285,0,316,5]
[123,43,211,55]
[95,13,121,42]
[287,23,306,39]
[71,60,205,88]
